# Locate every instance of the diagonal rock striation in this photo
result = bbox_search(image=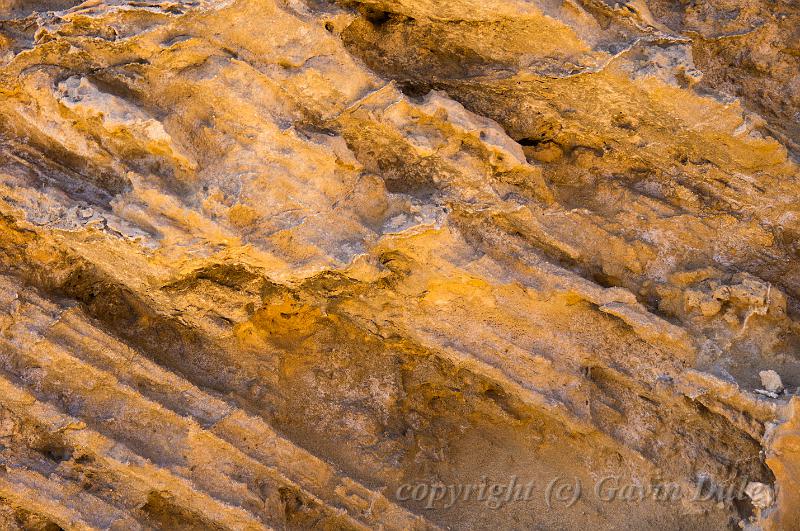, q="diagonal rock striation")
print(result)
[0,0,799,529]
